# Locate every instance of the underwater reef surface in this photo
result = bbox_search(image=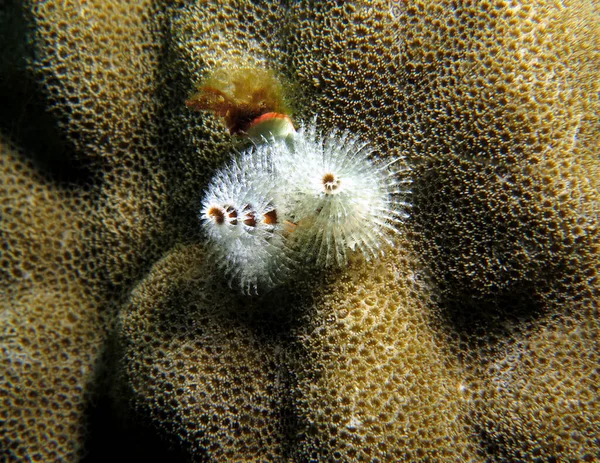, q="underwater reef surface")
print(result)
[1,0,599,461]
